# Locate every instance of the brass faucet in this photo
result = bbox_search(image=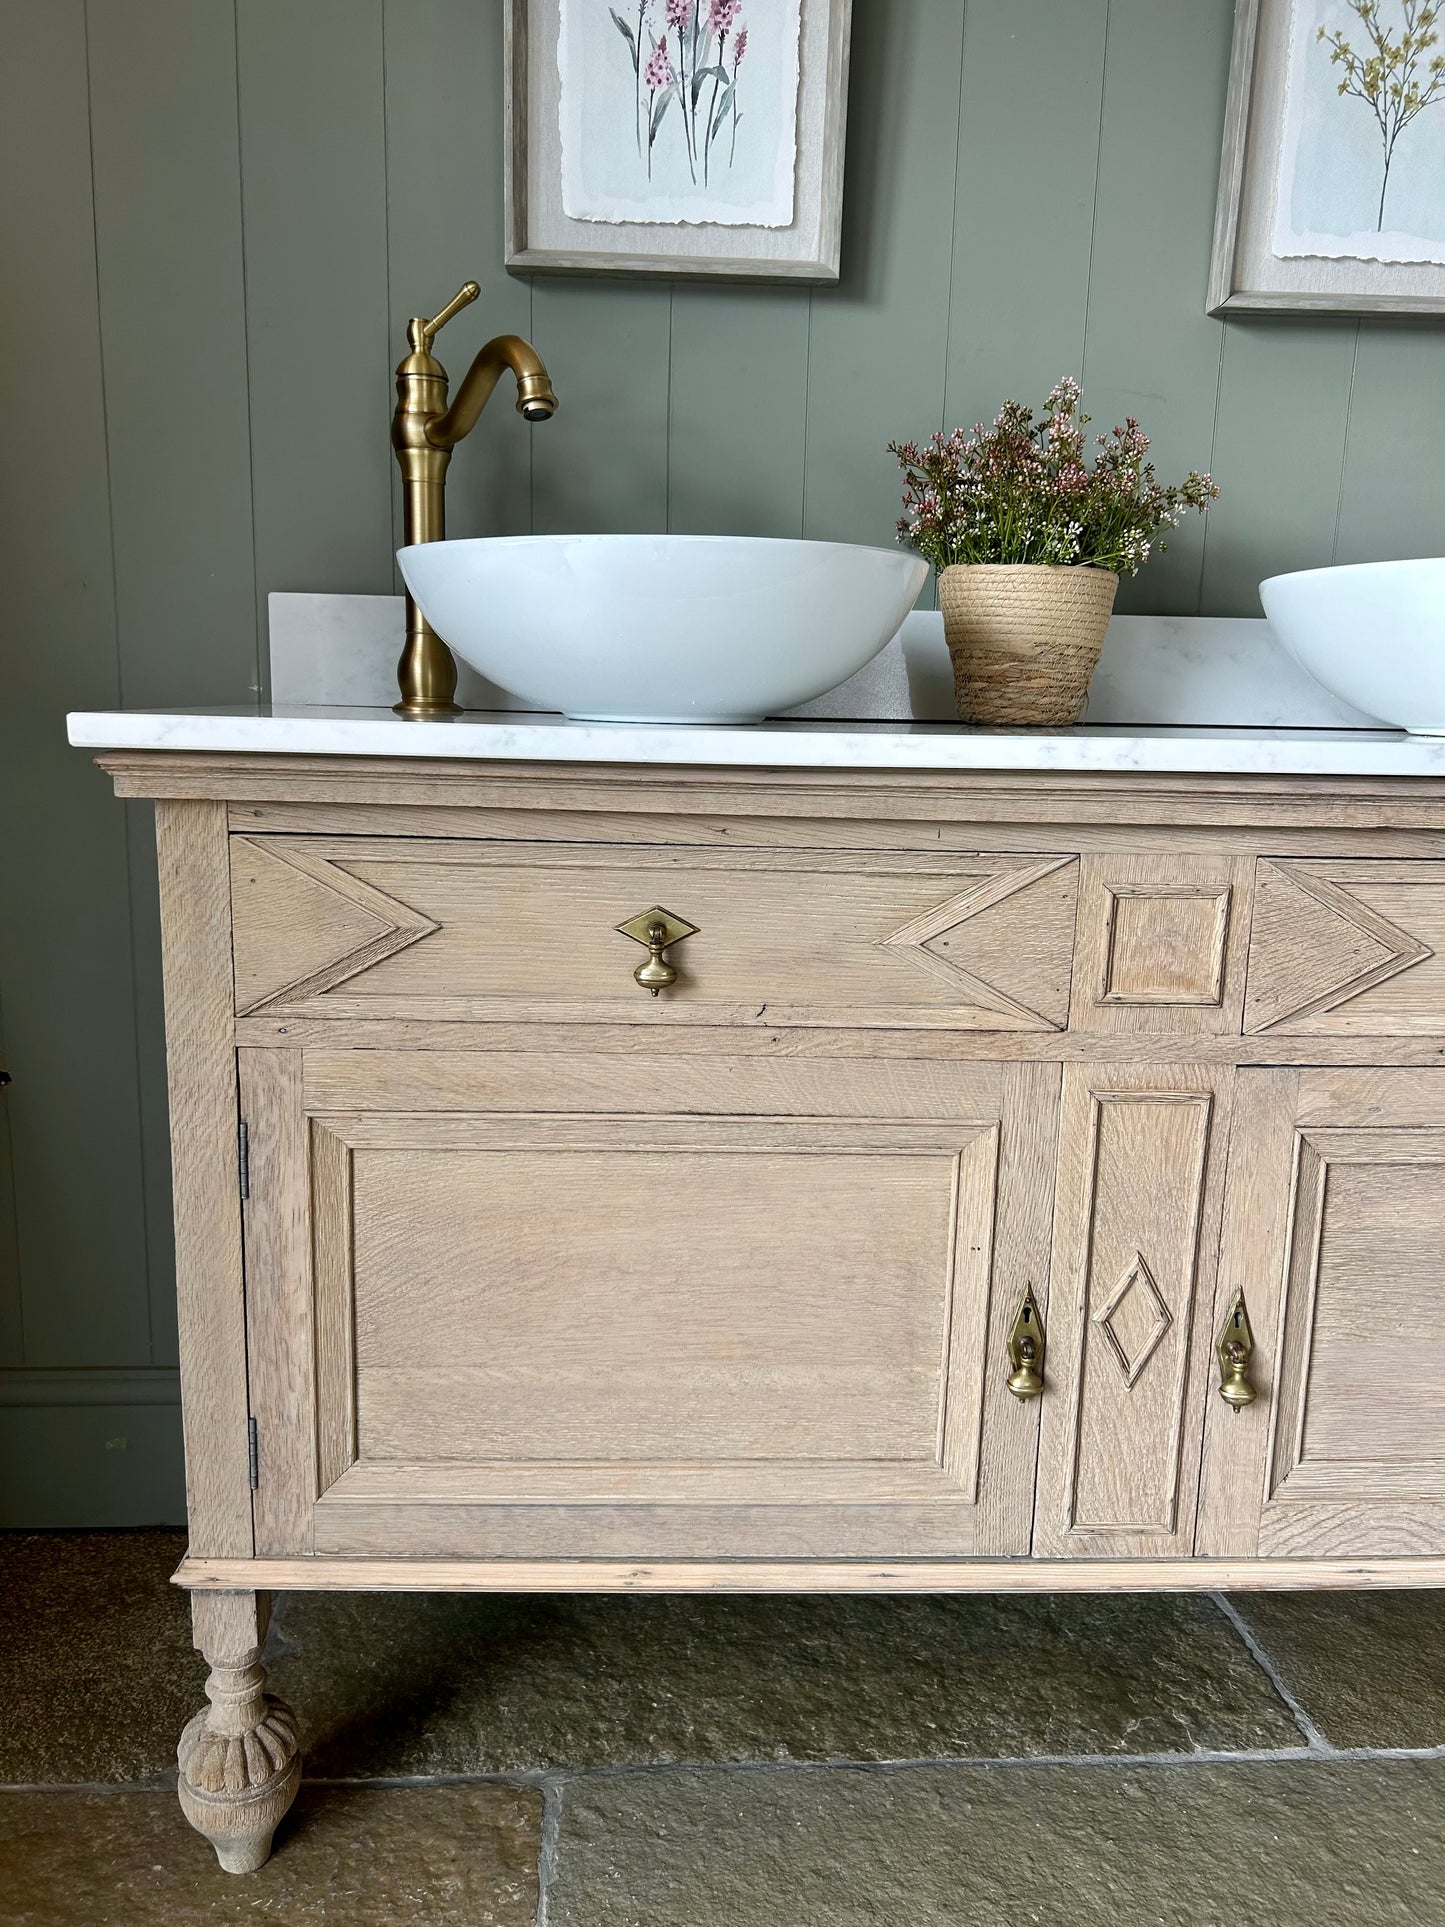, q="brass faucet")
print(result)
[390,281,558,717]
